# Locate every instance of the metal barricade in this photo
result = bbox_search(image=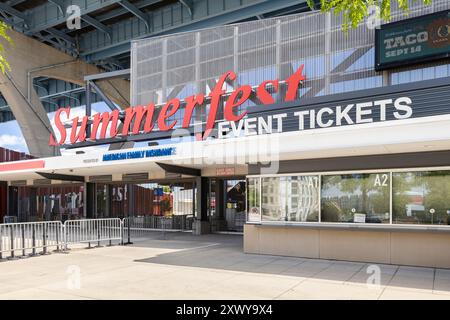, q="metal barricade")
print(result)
[64,218,122,249]
[0,216,194,260]
[122,215,193,241]
[0,221,64,259]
